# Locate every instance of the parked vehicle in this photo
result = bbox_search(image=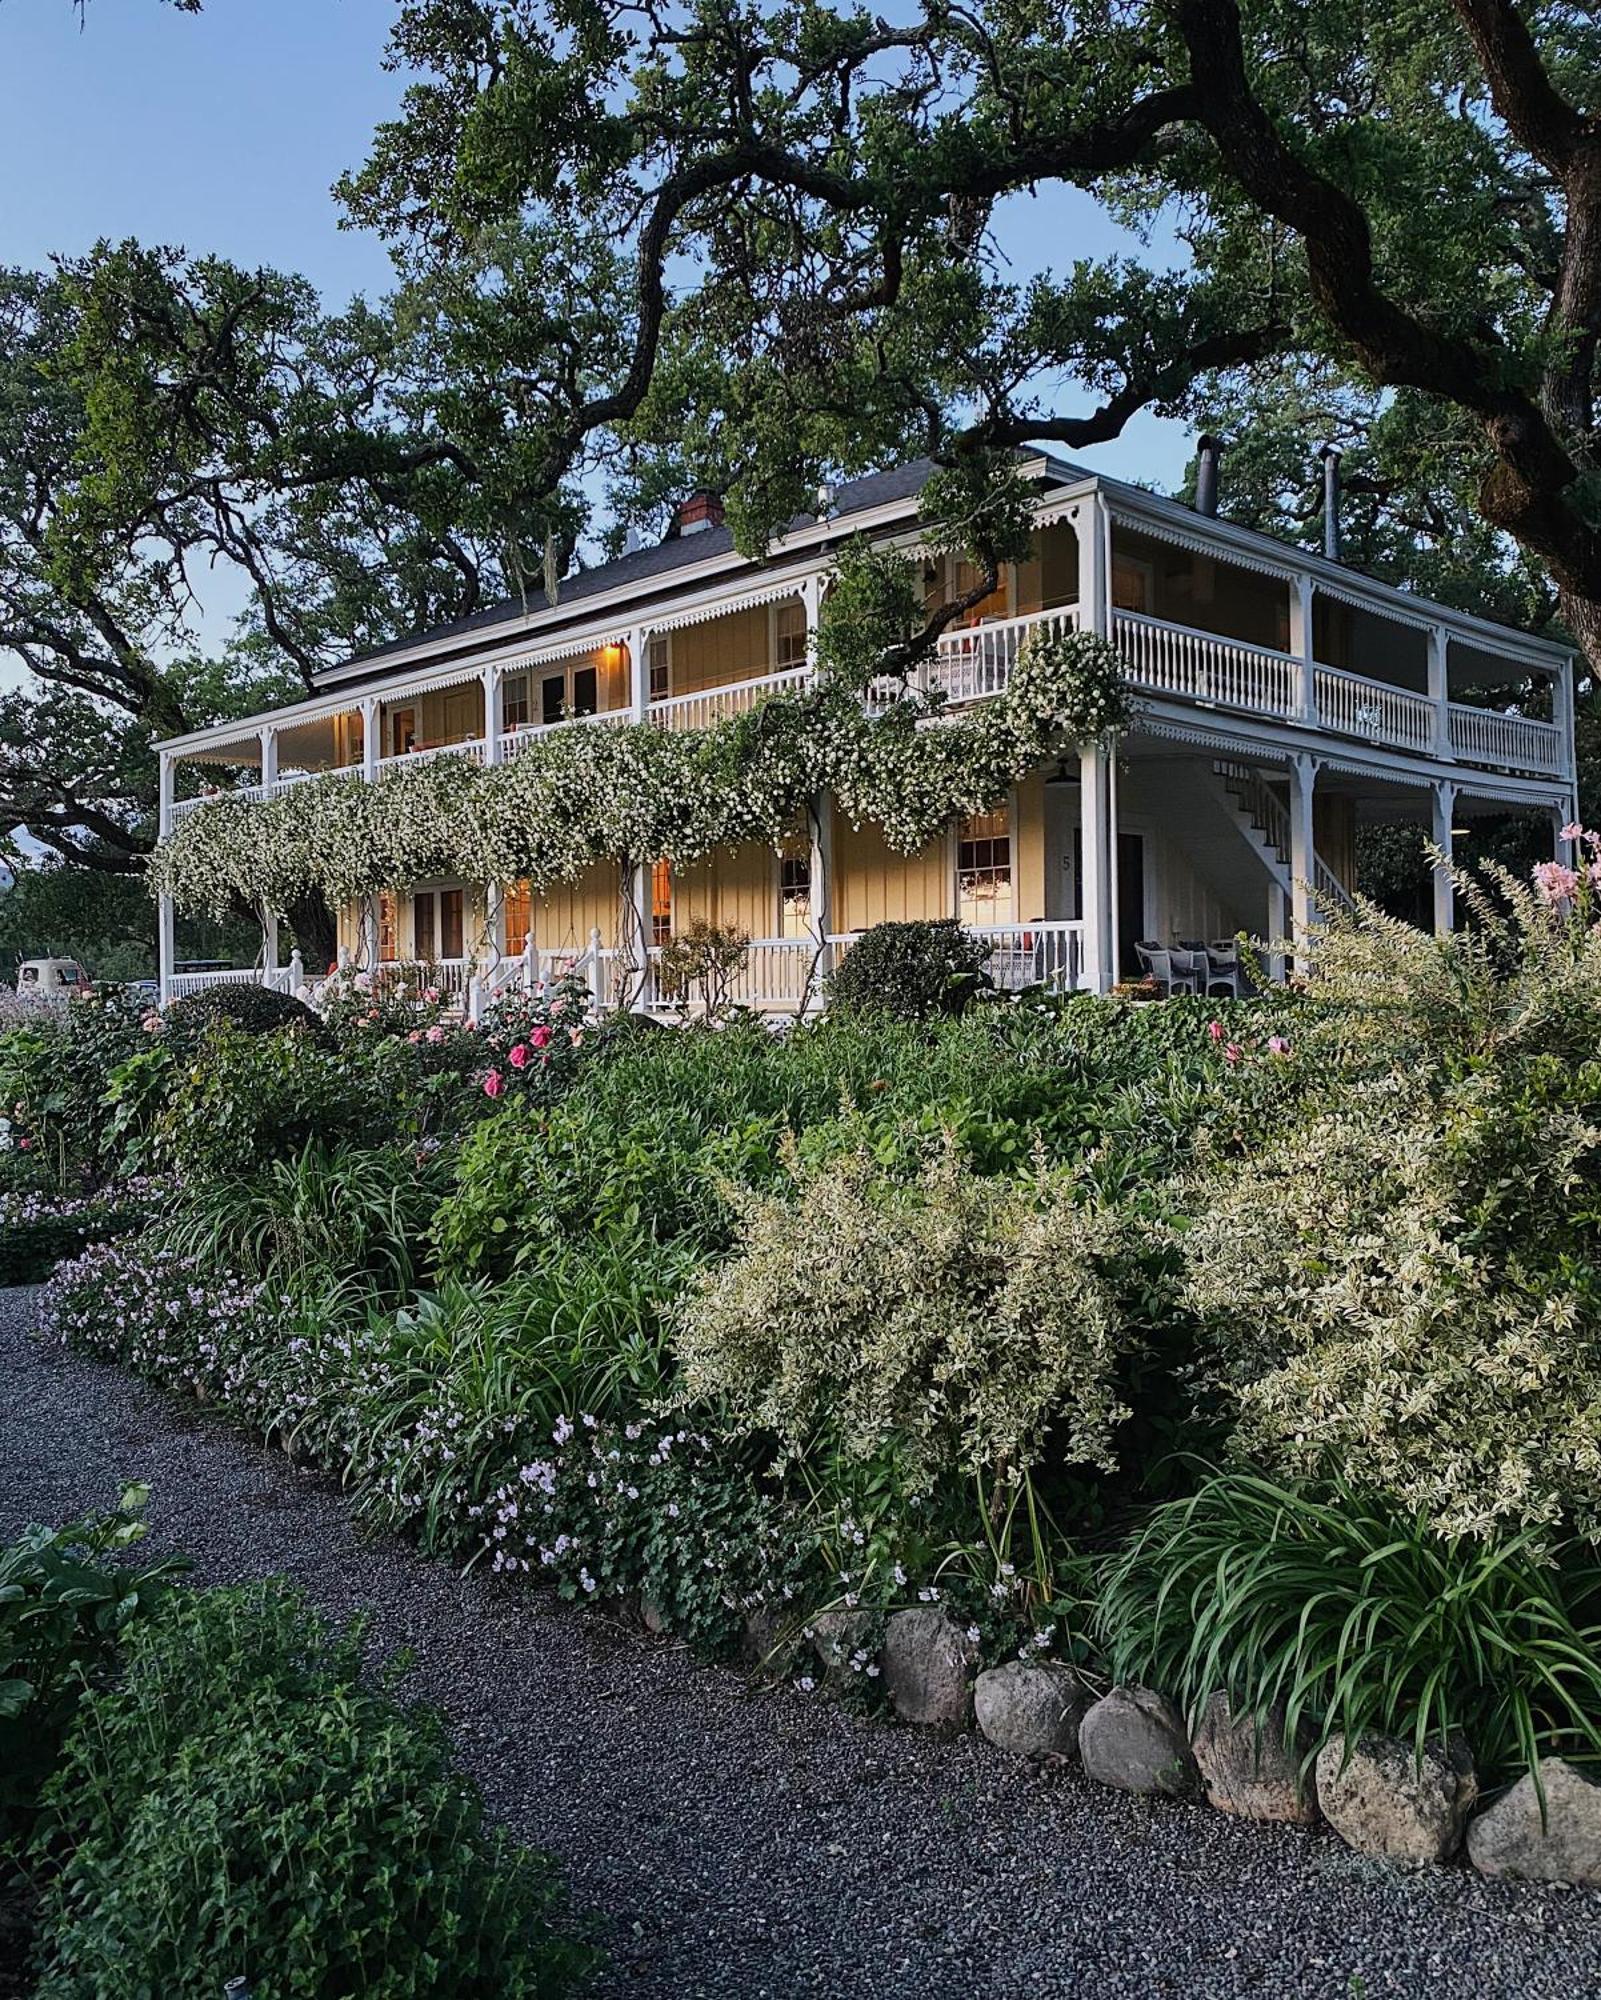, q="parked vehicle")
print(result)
[16,957,91,998]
